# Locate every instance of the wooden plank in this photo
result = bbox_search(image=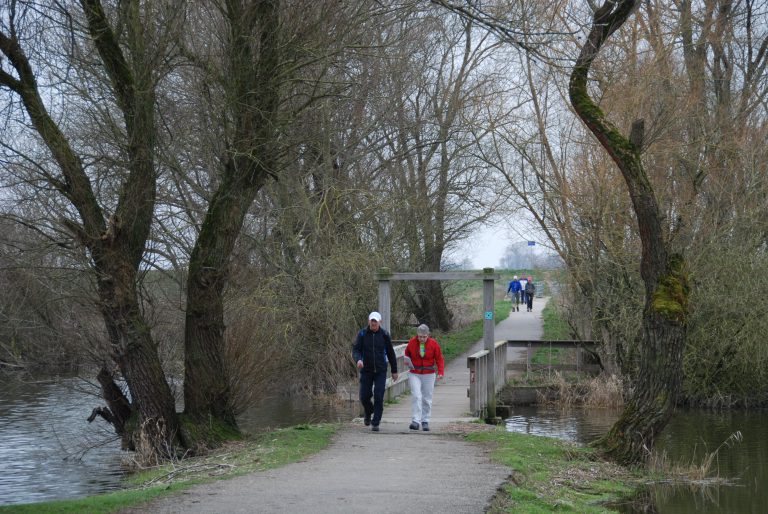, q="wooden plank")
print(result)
[384,271,501,281]
[468,349,489,360]
[505,340,597,349]
[507,363,601,372]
